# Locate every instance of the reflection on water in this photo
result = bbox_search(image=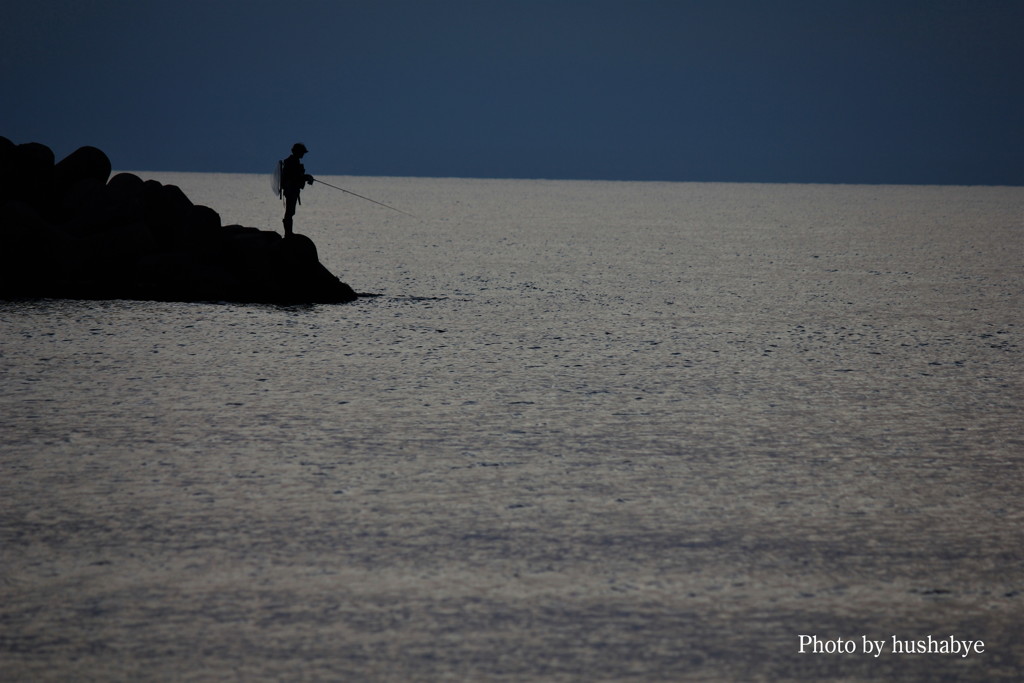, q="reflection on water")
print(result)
[1,177,1021,680]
